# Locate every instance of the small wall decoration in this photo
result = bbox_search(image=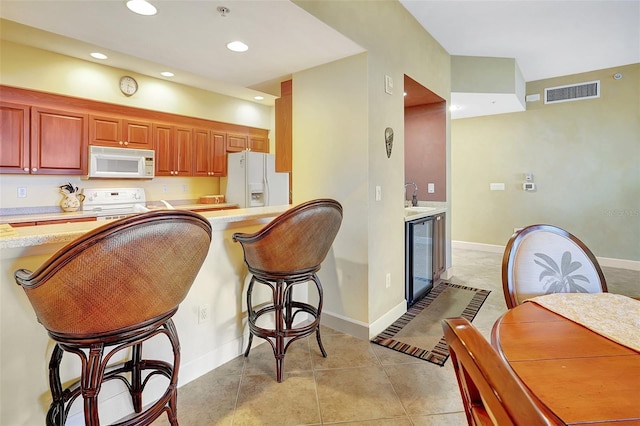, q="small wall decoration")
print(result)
[385,127,394,158]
